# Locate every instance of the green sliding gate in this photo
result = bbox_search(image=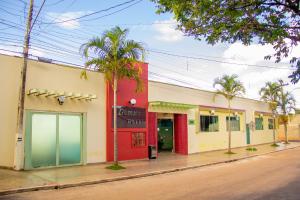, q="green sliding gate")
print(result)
[25,112,83,169]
